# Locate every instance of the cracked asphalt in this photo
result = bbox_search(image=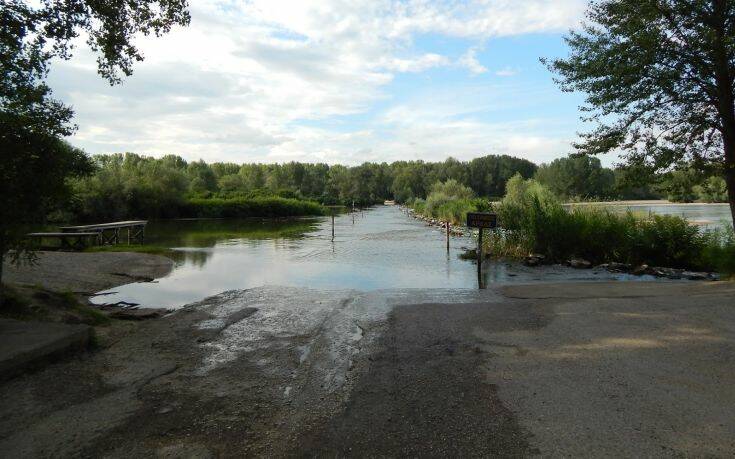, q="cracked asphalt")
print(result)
[1,281,734,457]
